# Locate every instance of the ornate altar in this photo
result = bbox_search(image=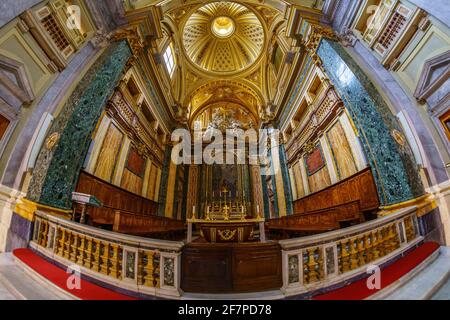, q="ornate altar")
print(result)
[187,186,265,243]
